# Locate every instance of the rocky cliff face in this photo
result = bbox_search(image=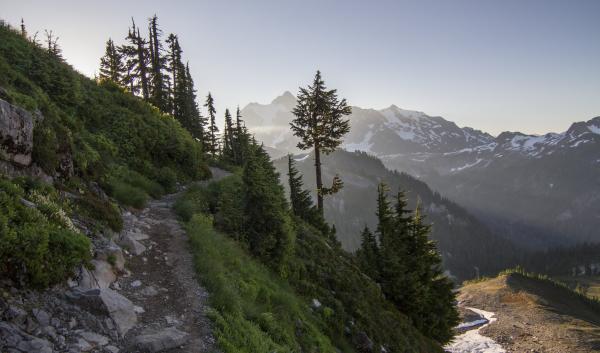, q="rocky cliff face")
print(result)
[0,98,38,166]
